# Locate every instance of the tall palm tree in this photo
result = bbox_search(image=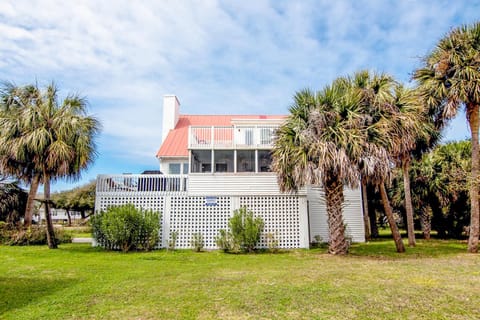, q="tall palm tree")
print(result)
[272,81,366,255]
[0,83,42,227]
[0,82,100,248]
[414,22,480,253]
[348,71,395,244]
[350,71,412,253]
[389,86,437,247]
